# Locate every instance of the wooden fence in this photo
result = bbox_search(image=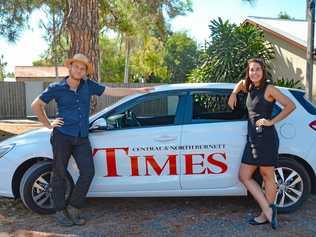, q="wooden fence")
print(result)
[0,81,26,119]
[0,81,160,119]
